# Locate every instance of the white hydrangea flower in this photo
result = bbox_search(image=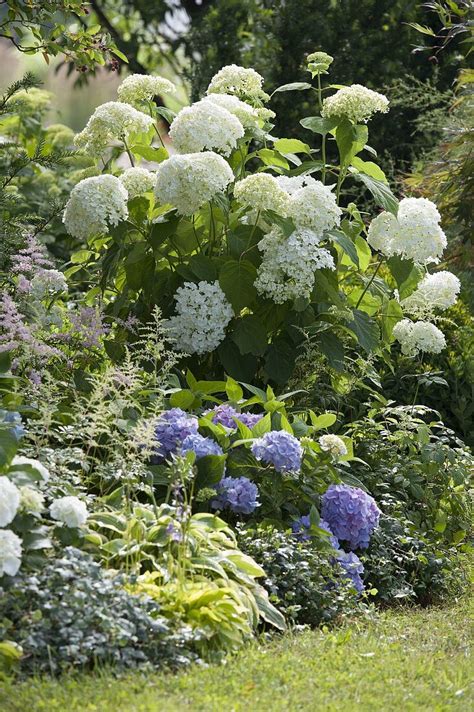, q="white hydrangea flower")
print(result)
[234,174,291,215]
[203,94,260,128]
[50,496,89,527]
[275,174,316,195]
[30,269,68,299]
[19,486,44,514]
[367,197,447,264]
[287,181,342,234]
[322,84,389,124]
[119,167,156,198]
[402,271,461,317]
[255,227,335,303]
[11,456,50,482]
[207,64,269,102]
[392,319,446,356]
[0,530,22,577]
[117,73,176,107]
[169,100,244,155]
[63,175,129,240]
[154,152,233,216]
[167,281,234,355]
[319,434,348,457]
[0,477,21,527]
[74,101,154,155]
